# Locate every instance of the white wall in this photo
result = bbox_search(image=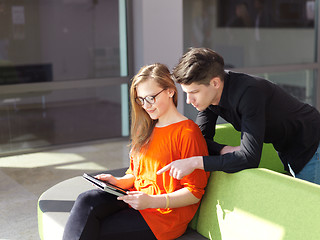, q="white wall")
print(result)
[131,0,185,113]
